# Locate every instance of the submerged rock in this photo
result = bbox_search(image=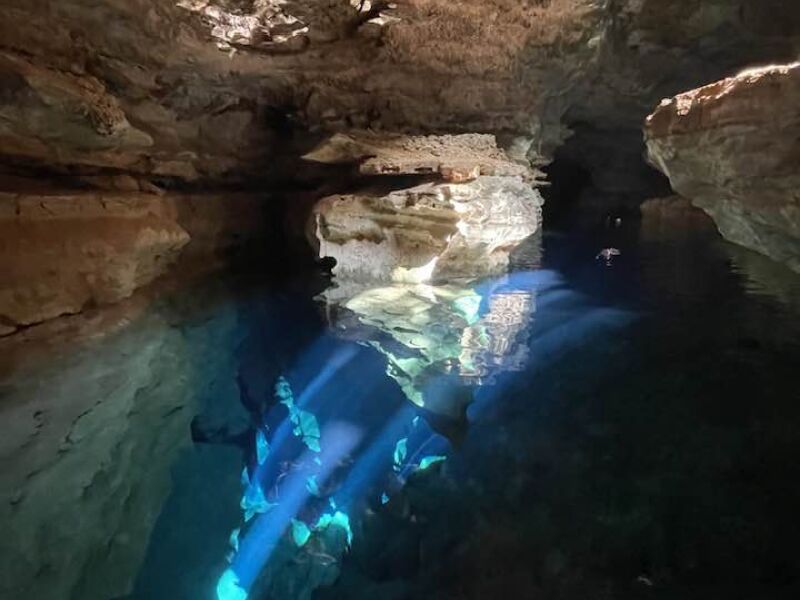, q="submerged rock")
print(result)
[645,62,800,272]
[314,175,543,283]
[321,274,538,418]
